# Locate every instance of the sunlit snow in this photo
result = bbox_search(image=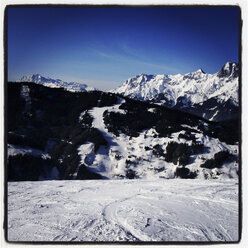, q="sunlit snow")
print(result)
[112,62,238,107]
[82,101,238,180]
[8,179,239,242]
[17,74,97,92]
